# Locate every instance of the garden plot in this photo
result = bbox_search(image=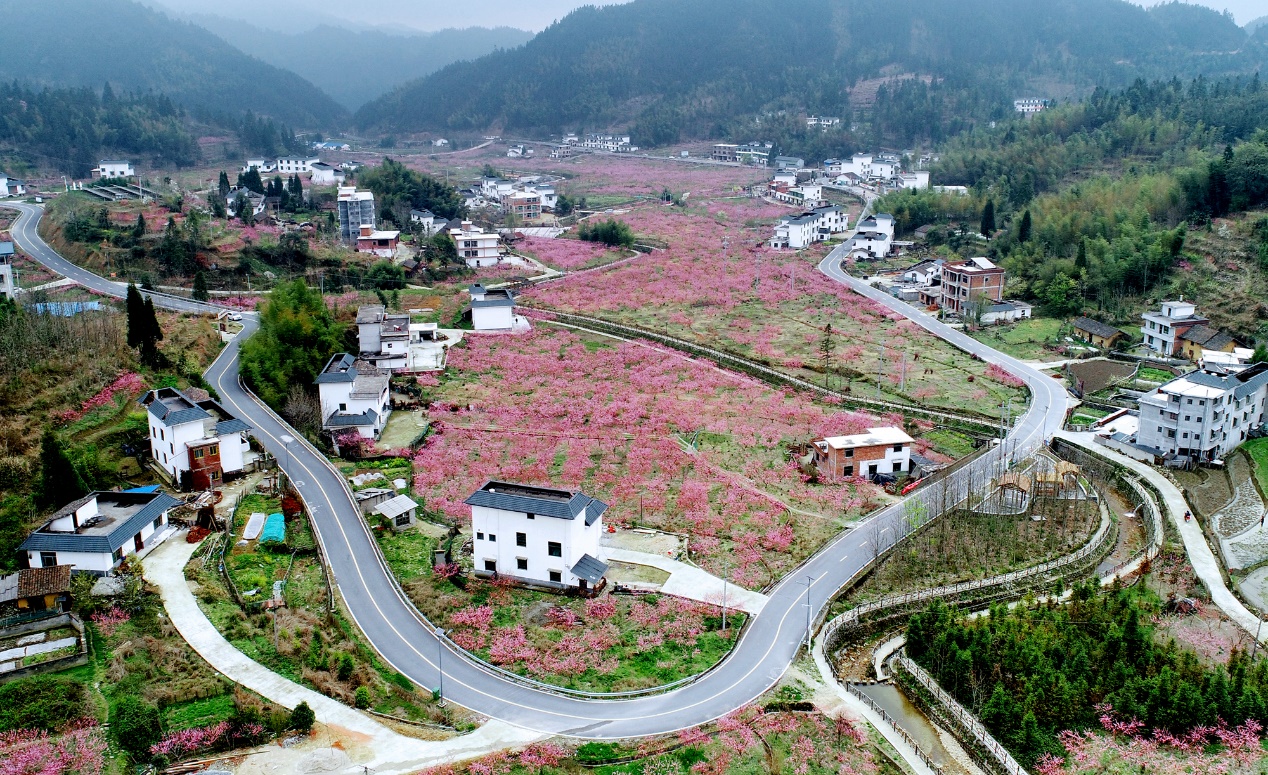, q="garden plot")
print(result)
[411,325,930,590]
[524,204,1025,418]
